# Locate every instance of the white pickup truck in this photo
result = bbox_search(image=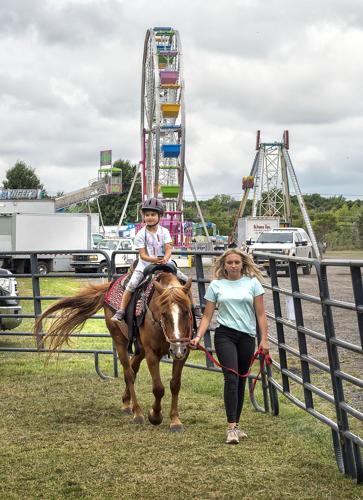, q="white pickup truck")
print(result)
[71,238,135,274]
[249,228,313,276]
